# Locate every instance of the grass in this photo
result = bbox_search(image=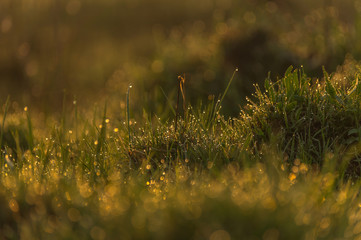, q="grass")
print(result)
[242,59,361,178]
[3,0,361,117]
[2,61,361,239]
